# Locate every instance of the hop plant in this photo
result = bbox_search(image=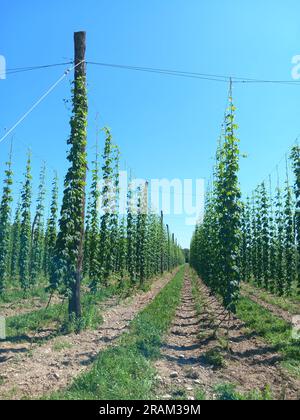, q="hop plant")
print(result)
[0,148,13,294]
[19,152,32,291]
